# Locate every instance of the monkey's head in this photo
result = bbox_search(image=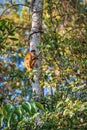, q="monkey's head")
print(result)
[31,50,36,58]
[31,50,36,52]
